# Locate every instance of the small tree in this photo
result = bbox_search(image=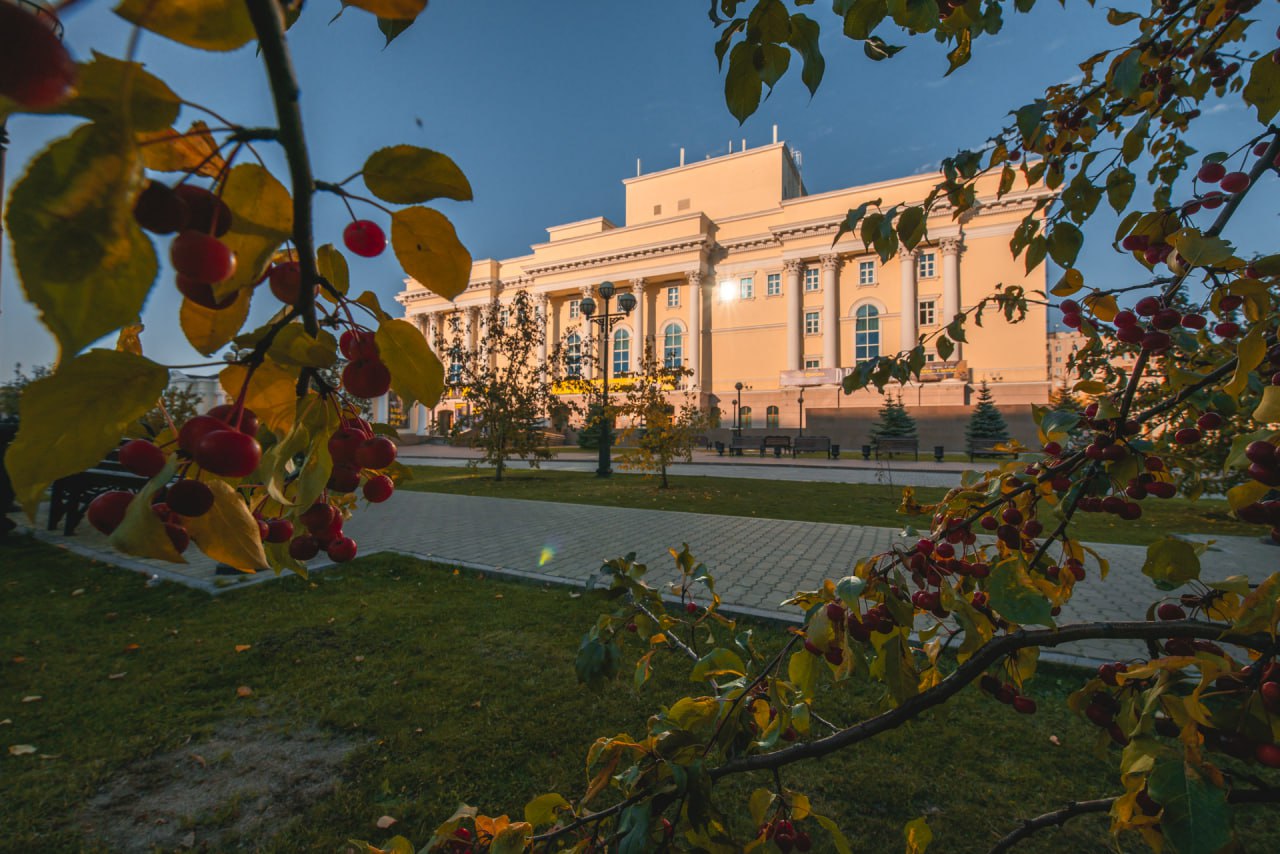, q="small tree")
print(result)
[869,393,916,441]
[617,348,705,488]
[1048,381,1083,414]
[0,363,52,418]
[139,383,203,436]
[964,380,1009,451]
[447,290,561,481]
